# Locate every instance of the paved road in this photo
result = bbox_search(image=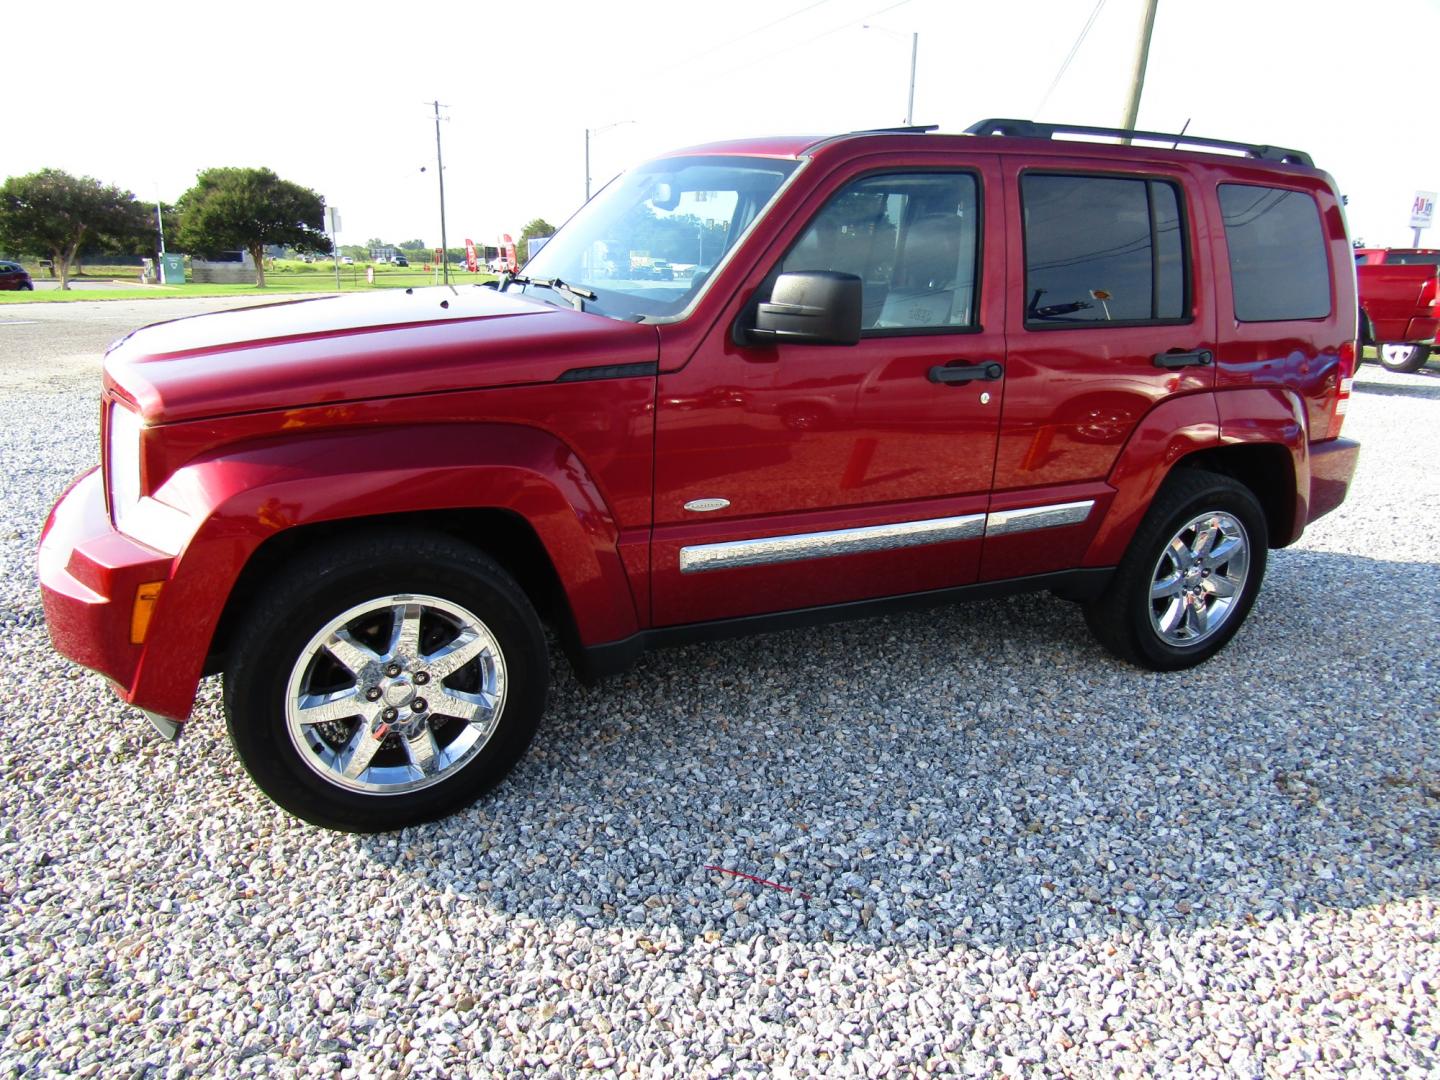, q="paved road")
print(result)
[0,294,330,394]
